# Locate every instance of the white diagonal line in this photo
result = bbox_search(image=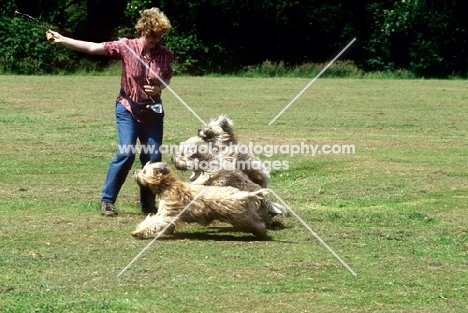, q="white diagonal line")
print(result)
[268,38,356,126]
[269,188,357,277]
[117,188,207,277]
[118,38,206,125]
